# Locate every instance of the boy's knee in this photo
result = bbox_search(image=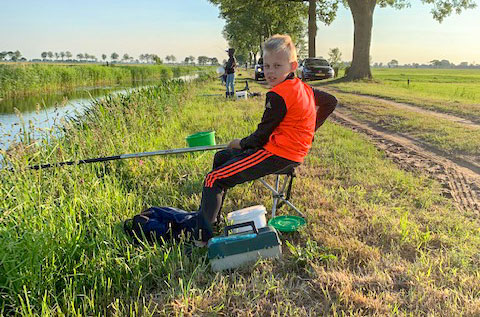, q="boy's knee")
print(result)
[213,149,237,168]
[213,151,226,167]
